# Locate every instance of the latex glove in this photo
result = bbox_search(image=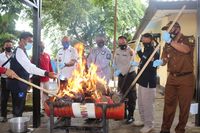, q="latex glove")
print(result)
[130,61,139,67]
[114,69,121,76]
[59,63,65,69]
[136,44,142,52]
[162,31,172,43]
[153,59,163,67]
[112,63,117,69]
